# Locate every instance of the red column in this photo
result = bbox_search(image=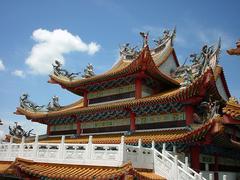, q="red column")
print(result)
[190,146,200,172]
[130,111,136,131]
[214,154,219,180]
[83,90,88,107]
[76,121,81,135]
[185,105,194,125]
[135,77,142,99]
[47,124,51,135]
